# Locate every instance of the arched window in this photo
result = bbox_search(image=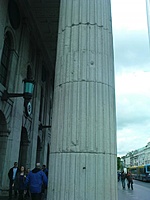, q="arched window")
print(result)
[0,32,12,86]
